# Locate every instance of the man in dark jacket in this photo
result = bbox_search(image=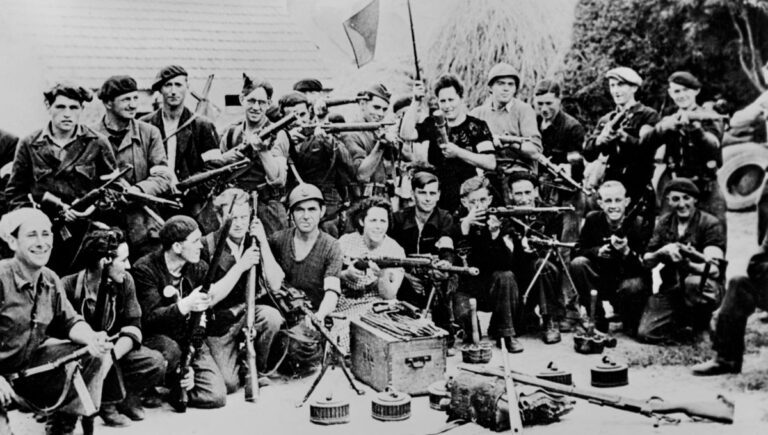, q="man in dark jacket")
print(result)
[141,65,223,233]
